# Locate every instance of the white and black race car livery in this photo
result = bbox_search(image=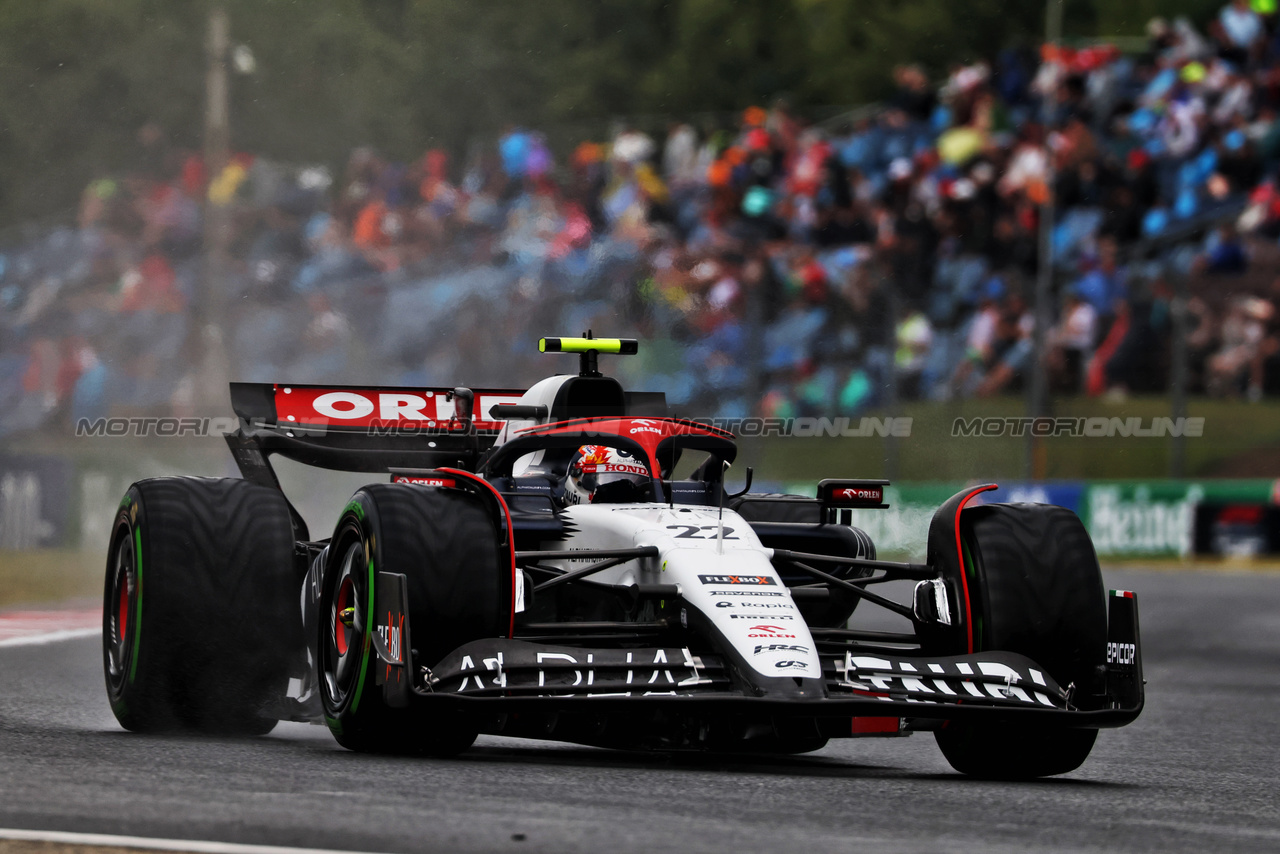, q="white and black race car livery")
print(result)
[103,335,1143,779]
